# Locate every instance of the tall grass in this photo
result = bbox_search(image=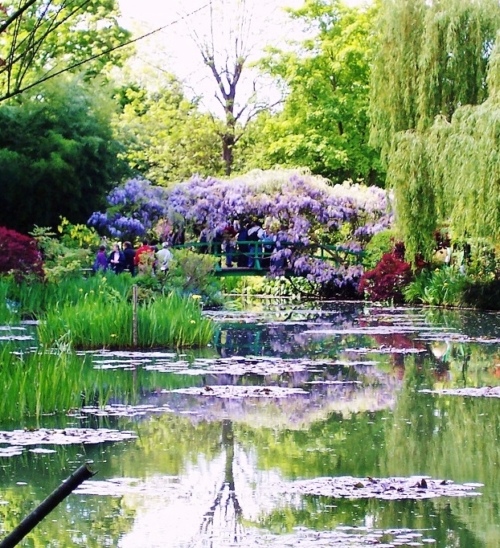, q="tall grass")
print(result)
[0,344,86,420]
[6,273,133,318]
[0,343,204,420]
[0,279,20,324]
[38,292,214,349]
